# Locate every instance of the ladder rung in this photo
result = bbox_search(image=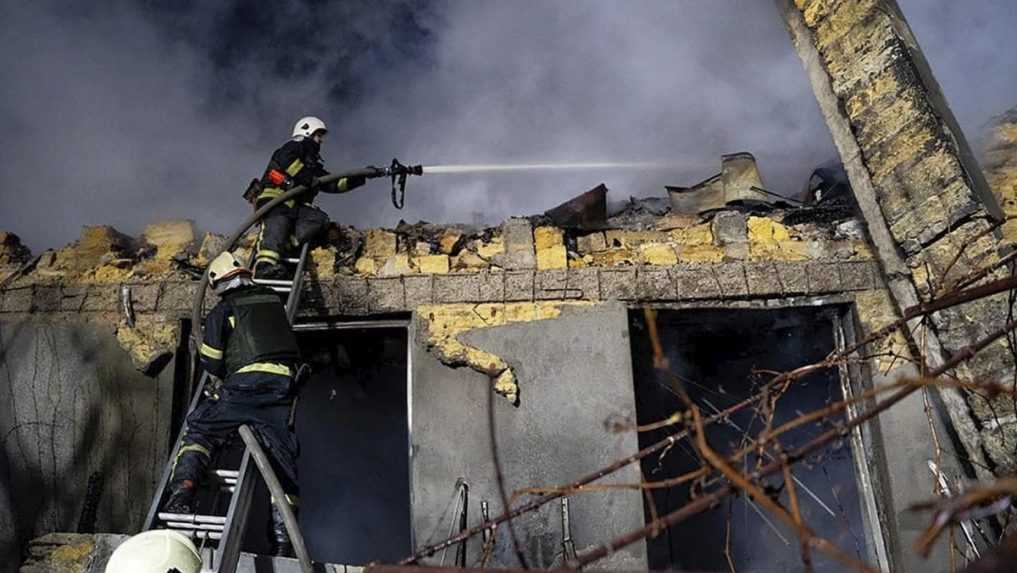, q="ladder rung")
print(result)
[214,469,239,479]
[284,258,301,264]
[269,287,292,293]
[165,521,226,532]
[252,278,295,286]
[158,513,227,525]
[178,530,223,541]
